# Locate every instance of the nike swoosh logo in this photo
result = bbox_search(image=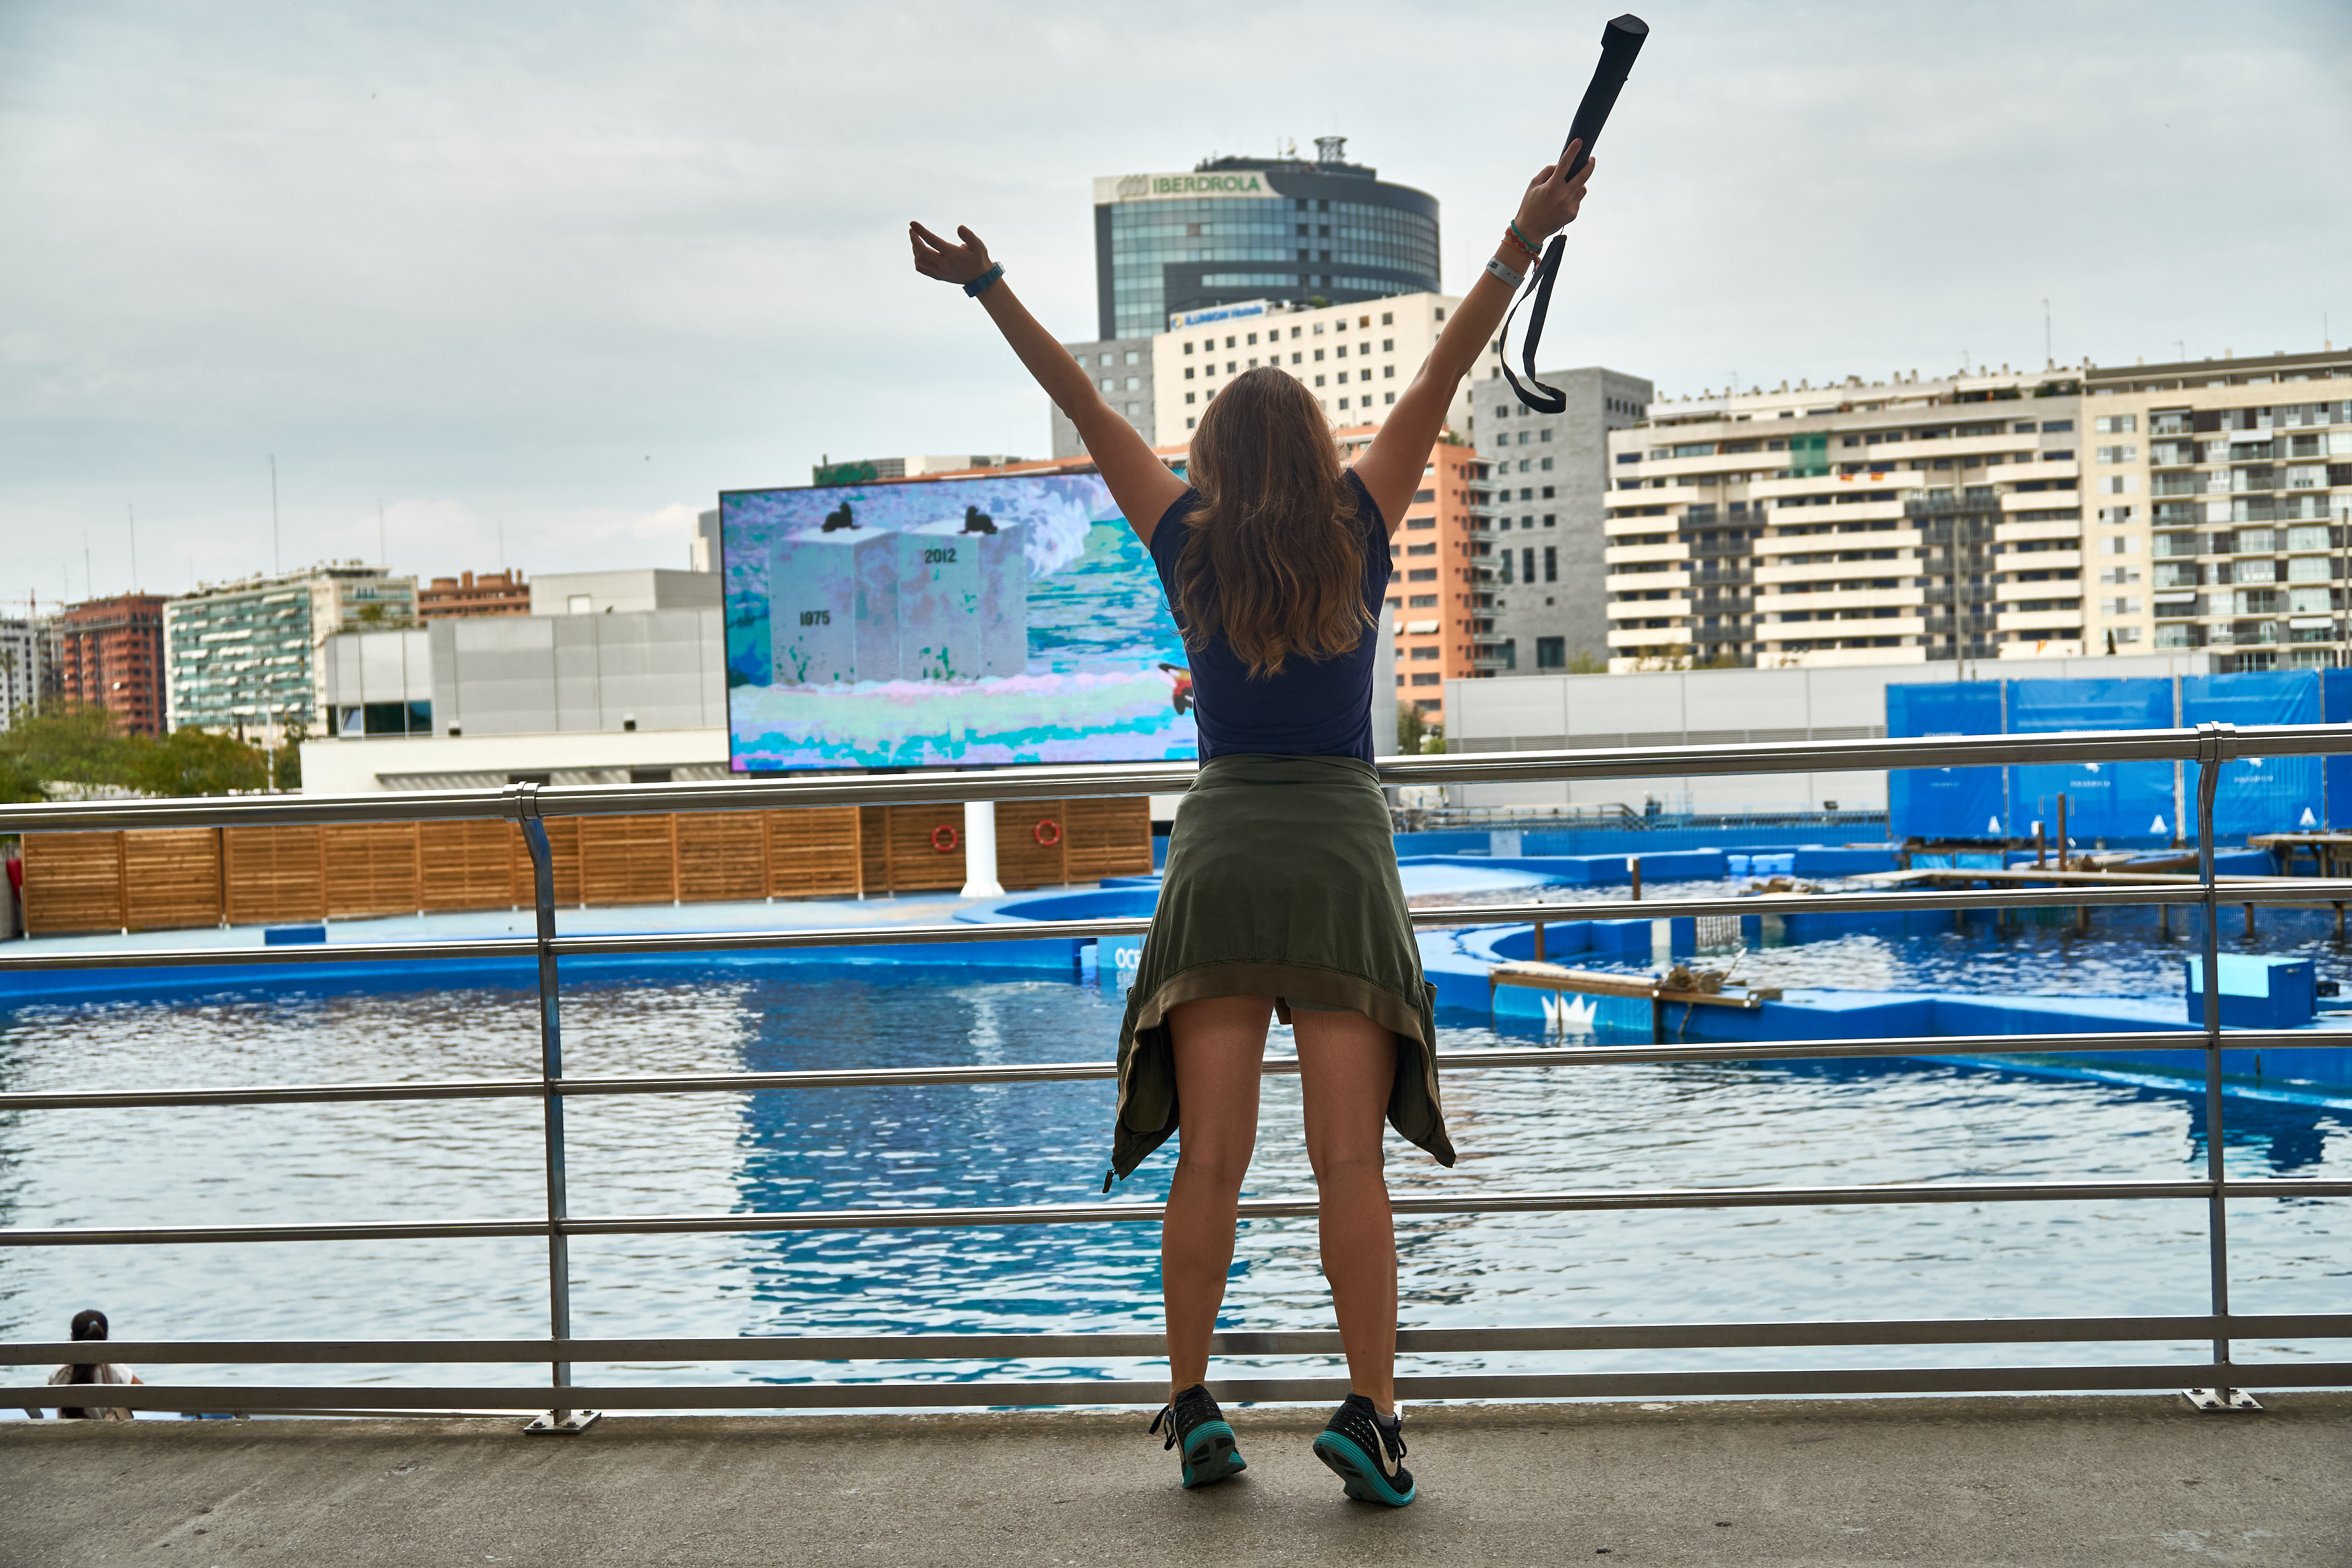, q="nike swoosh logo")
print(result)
[1377,1430,1399,1477]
